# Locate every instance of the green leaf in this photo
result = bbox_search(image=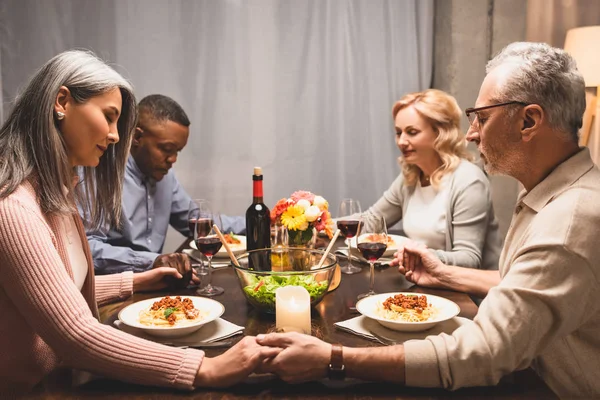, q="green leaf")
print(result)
[164,307,177,318]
